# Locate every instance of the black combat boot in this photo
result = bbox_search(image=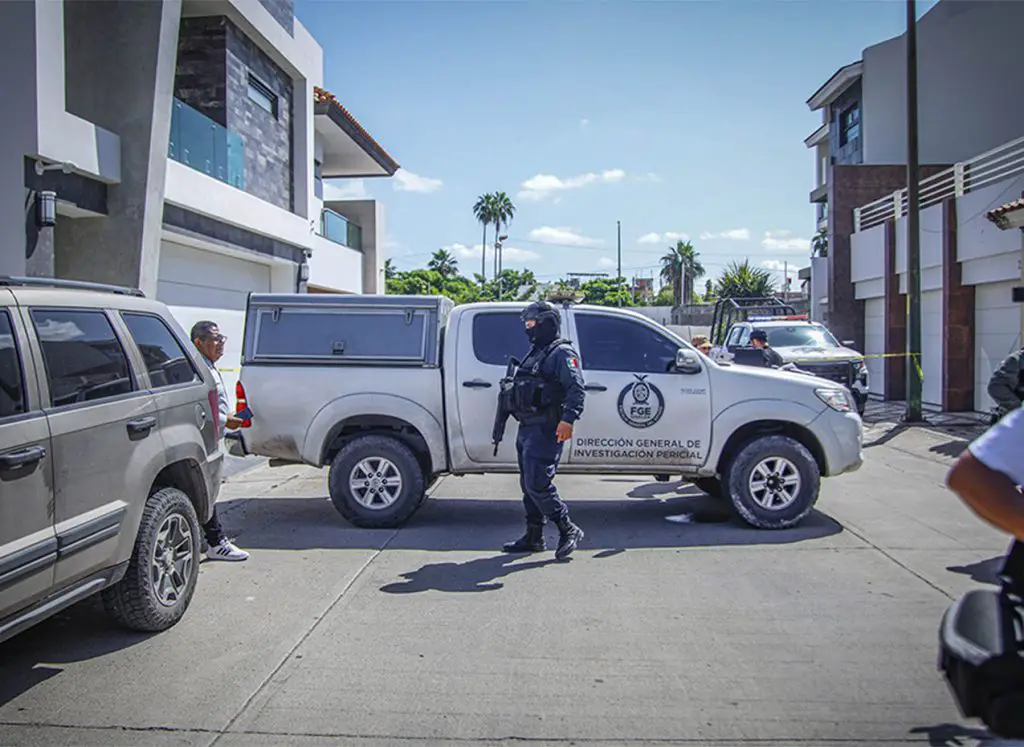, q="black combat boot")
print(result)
[554,516,584,561]
[502,522,546,553]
